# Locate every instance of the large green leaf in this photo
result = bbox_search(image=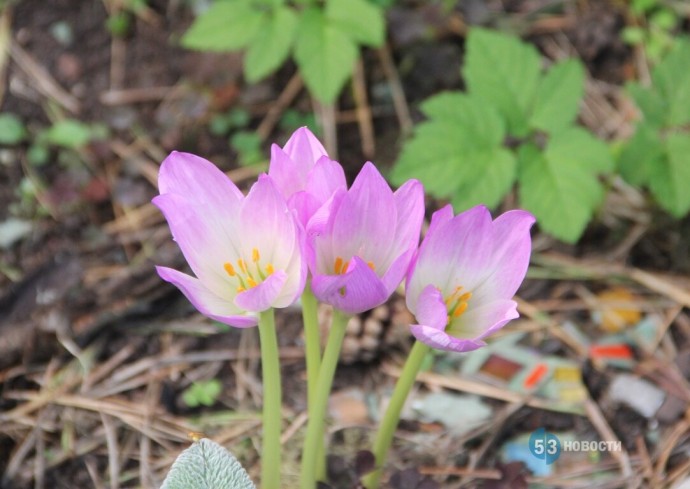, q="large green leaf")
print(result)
[518,141,605,243]
[450,148,517,211]
[391,94,507,200]
[652,38,690,127]
[326,0,385,47]
[617,123,664,186]
[650,133,690,217]
[294,8,358,103]
[161,439,255,489]
[245,6,297,82]
[545,127,613,174]
[530,59,585,133]
[464,28,542,137]
[626,82,667,128]
[181,0,266,51]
